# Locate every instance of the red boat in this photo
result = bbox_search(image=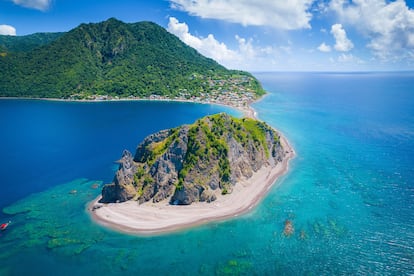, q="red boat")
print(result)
[0,221,11,231]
